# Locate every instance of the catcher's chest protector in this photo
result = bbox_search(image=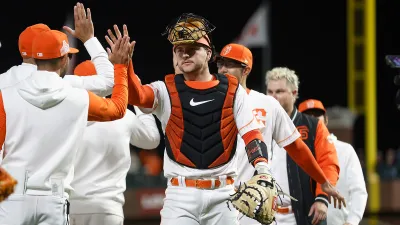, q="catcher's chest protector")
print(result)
[164,73,239,169]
